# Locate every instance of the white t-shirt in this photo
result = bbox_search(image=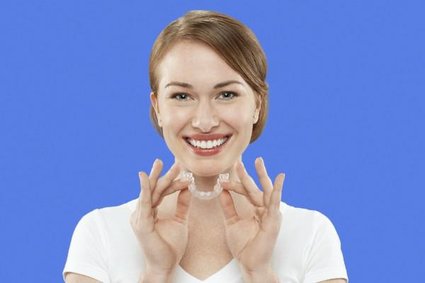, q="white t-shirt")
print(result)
[63,200,348,282]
